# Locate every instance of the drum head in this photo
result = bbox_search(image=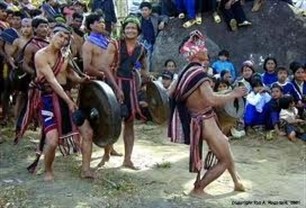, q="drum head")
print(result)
[78,80,122,147]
